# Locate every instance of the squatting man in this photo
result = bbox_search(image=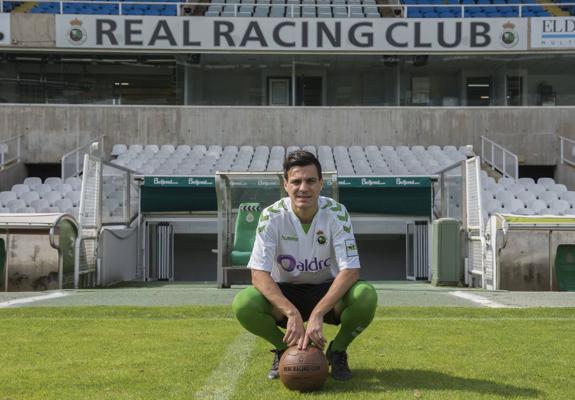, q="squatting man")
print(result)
[233,150,378,381]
